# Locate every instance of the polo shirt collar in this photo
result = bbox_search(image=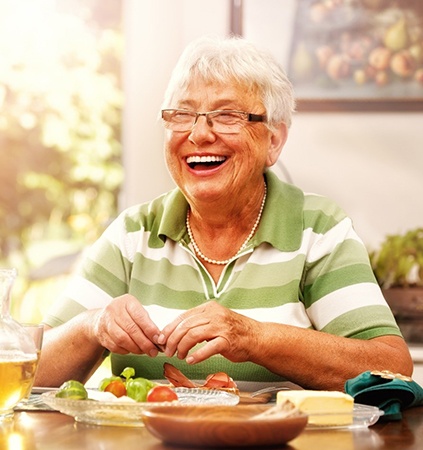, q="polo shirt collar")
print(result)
[158,170,304,252]
[256,171,304,252]
[158,188,189,242]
